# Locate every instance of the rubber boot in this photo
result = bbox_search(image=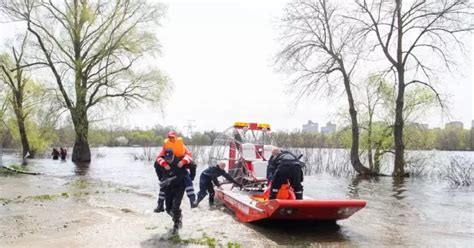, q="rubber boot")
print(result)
[295,191,303,200]
[209,192,215,206]
[172,210,182,234]
[154,199,165,213]
[269,189,278,200]
[189,194,198,208]
[195,194,205,207]
[171,224,179,235]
